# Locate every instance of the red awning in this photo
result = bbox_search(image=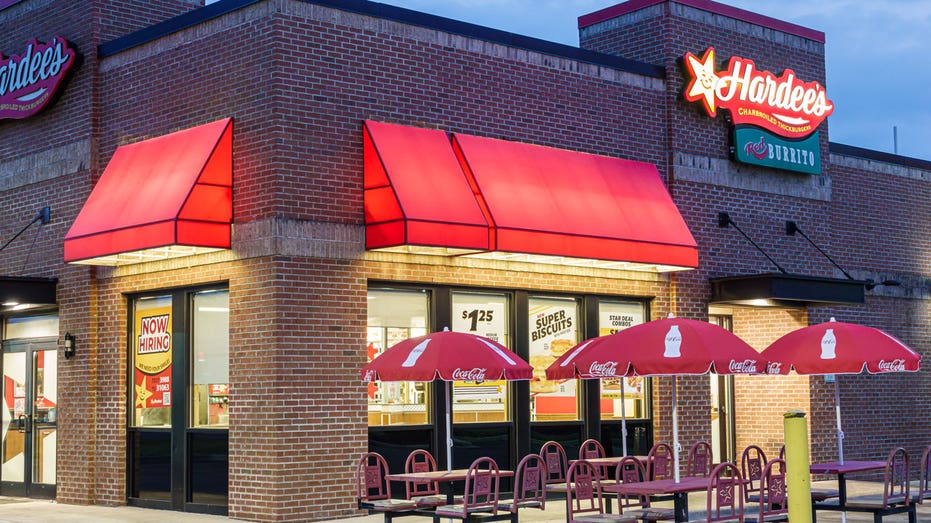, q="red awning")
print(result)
[364,121,490,253]
[363,120,698,270]
[64,118,233,265]
[452,133,698,268]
